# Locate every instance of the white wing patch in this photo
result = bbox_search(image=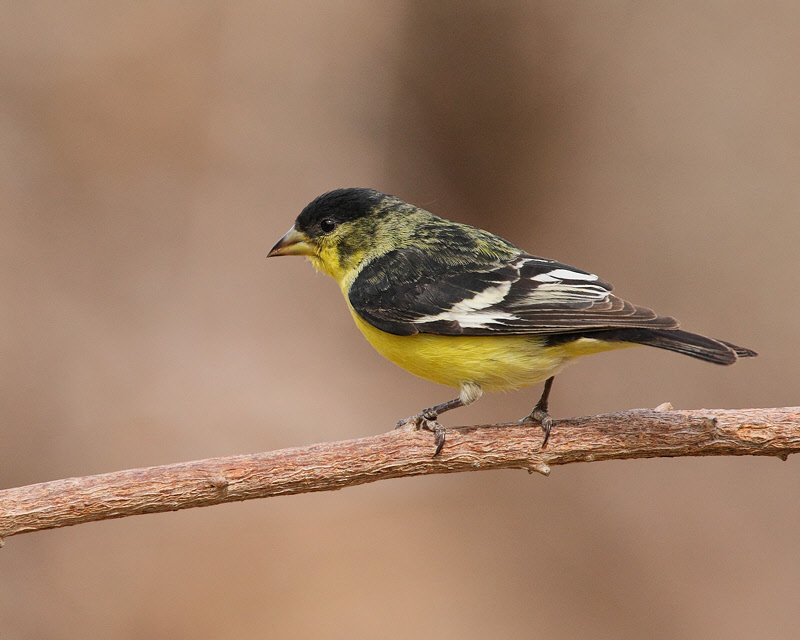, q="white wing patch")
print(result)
[548,268,599,281]
[514,259,608,304]
[414,281,521,329]
[530,267,599,283]
[415,309,520,329]
[453,281,512,310]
